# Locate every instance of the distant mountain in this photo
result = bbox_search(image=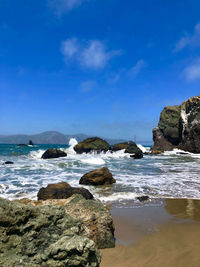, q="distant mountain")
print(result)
[0,131,126,145]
